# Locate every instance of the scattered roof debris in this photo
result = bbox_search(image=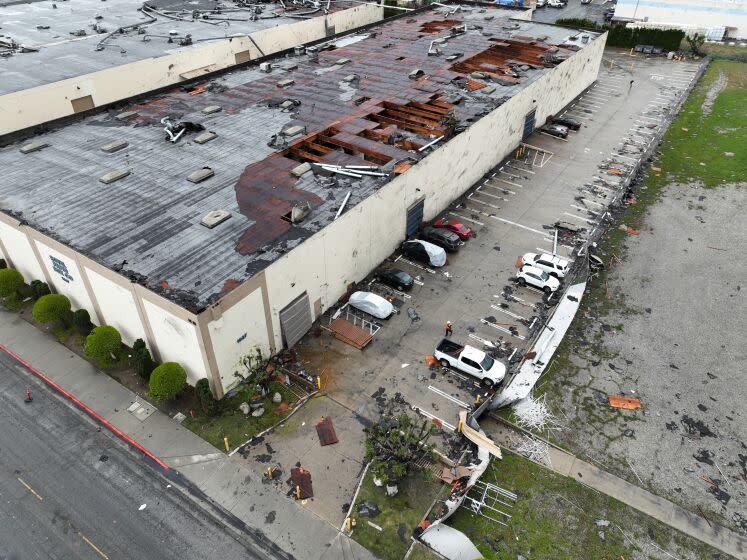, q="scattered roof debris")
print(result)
[290,466,313,499]
[315,416,339,446]
[608,395,642,410]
